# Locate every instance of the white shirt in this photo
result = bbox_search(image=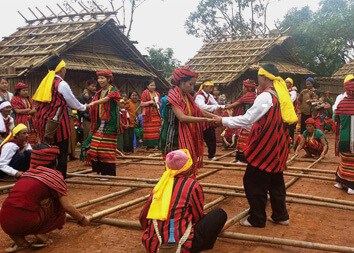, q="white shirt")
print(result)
[0,142,32,177]
[222,92,272,131]
[56,75,86,111]
[194,90,222,112]
[289,90,297,103]
[332,92,347,113]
